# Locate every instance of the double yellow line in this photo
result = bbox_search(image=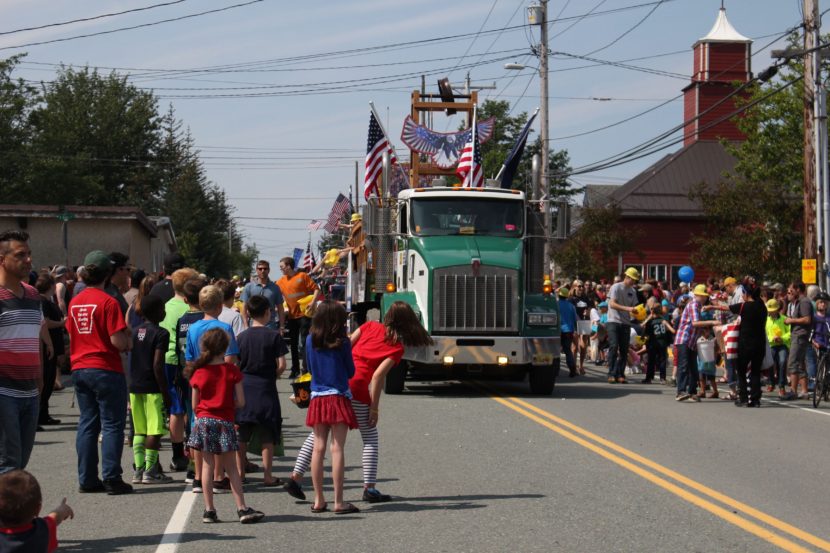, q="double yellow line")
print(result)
[485,389,830,553]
